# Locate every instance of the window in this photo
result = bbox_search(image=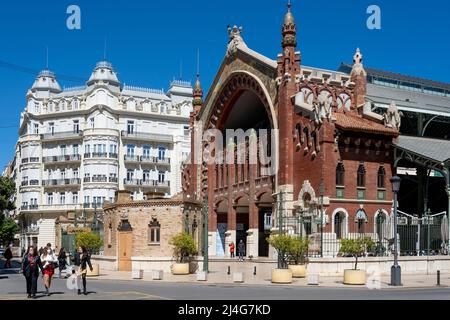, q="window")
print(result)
[127,121,135,134]
[110,144,117,155]
[377,166,386,189]
[158,171,165,183]
[60,193,66,205]
[73,169,79,179]
[127,145,135,157]
[61,169,66,180]
[73,120,80,133]
[295,123,302,144]
[73,144,79,155]
[143,146,150,159]
[183,125,190,136]
[158,147,166,160]
[47,193,53,205]
[356,210,367,234]
[89,117,95,129]
[33,123,39,134]
[160,103,166,114]
[84,196,90,205]
[148,218,161,244]
[85,145,90,155]
[127,170,134,181]
[336,163,345,186]
[72,99,79,110]
[34,102,40,113]
[60,145,67,156]
[357,164,366,188]
[49,123,55,135]
[60,101,66,111]
[72,192,78,204]
[143,170,150,182]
